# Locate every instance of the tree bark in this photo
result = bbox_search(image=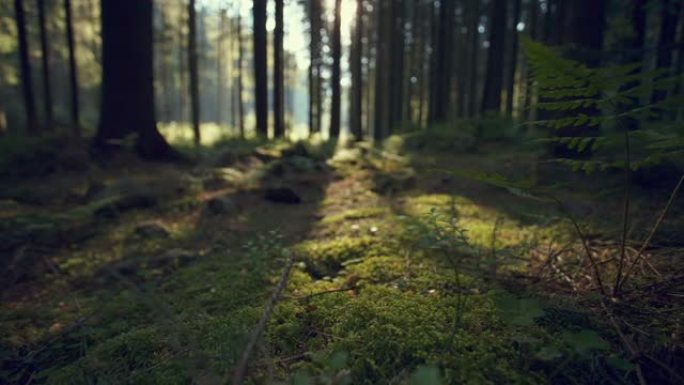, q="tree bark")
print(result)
[505,0,522,117]
[253,0,268,138]
[37,0,54,129]
[429,0,455,124]
[329,0,342,140]
[349,0,363,141]
[274,0,285,138]
[188,0,201,145]
[64,0,80,136]
[95,0,174,159]
[652,0,682,103]
[237,12,245,138]
[14,0,38,133]
[481,0,507,114]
